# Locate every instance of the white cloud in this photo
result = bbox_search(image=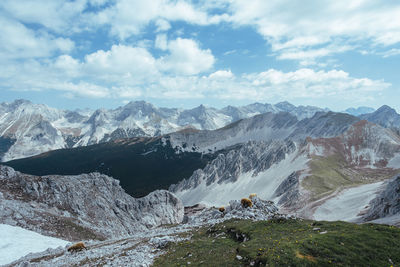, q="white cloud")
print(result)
[380,48,400,58]
[0,37,217,98]
[209,70,234,79]
[155,34,168,50]
[224,0,400,61]
[0,0,87,33]
[155,19,171,32]
[0,41,390,104]
[241,68,389,100]
[84,45,158,79]
[0,16,74,59]
[157,38,215,75]
[93,0,223,39]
